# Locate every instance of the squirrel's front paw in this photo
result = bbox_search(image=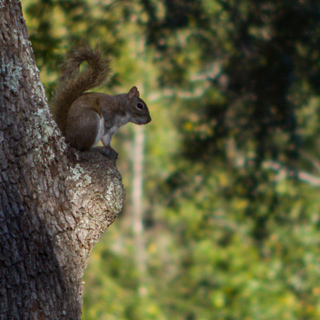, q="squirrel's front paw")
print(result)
[94,146,118,159]
[104,146,119,159]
